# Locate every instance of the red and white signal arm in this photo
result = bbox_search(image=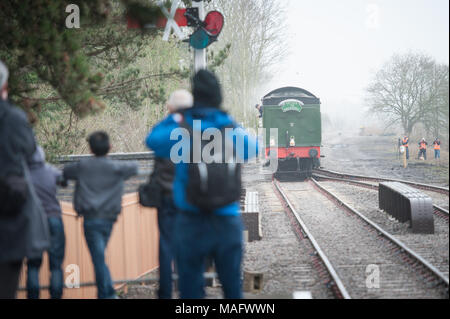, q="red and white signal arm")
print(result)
[156,8,188,28]
[127,0,187,40]
[159,0,186,41]
[127,1,224,48]
[128,8,188,29]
